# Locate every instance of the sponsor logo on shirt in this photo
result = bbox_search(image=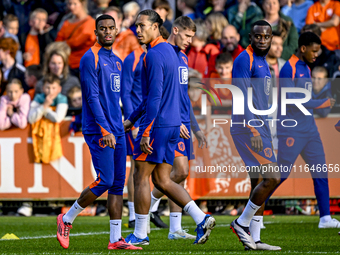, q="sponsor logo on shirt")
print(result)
[179,66,188,84]
[110,73,120,92]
